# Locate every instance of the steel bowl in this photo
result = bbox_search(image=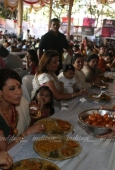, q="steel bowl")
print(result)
[78,109,115,136]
